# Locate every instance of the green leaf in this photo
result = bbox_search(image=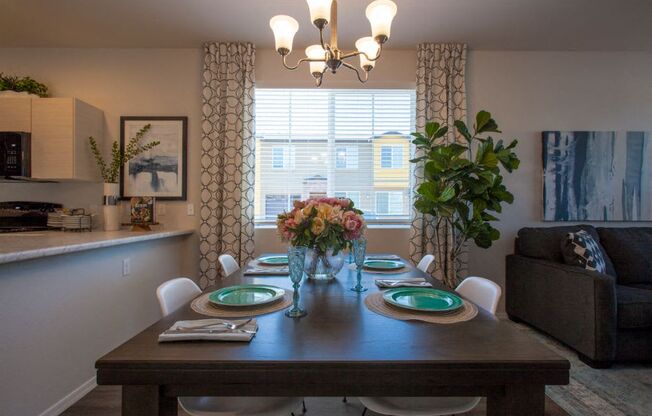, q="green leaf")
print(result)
[481,151,498,168]
[454,120,472,142]
[425,122,440,139]
[433,126,449,140]
[439,186,455,202]
[409,156,428,163]
[475,111,491,132]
